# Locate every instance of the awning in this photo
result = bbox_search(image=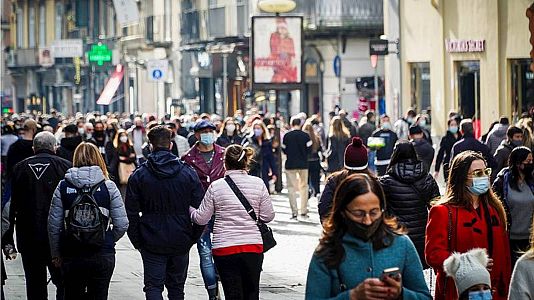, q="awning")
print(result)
[97,64,124,105]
